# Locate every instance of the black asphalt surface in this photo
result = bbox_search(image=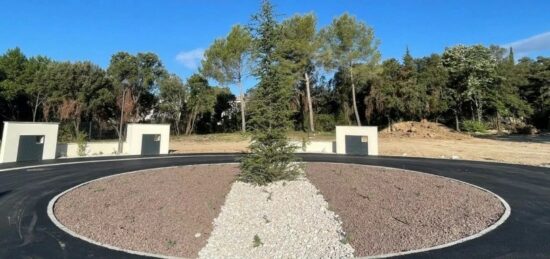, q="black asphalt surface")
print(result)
[0,153,549,259]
